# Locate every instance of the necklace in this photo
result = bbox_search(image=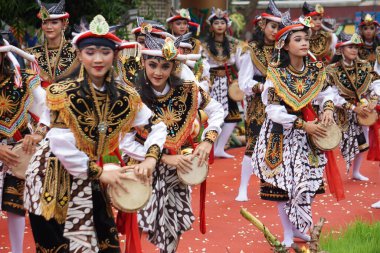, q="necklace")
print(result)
[88,79,110,156]
[341,59,360,100]
[44,34,65,82]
